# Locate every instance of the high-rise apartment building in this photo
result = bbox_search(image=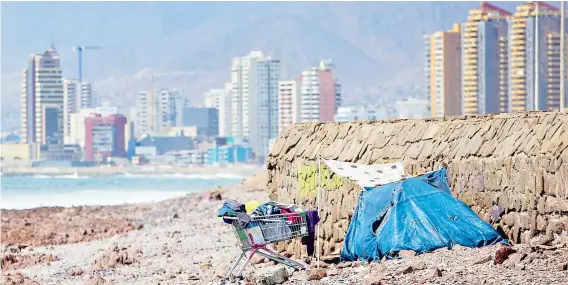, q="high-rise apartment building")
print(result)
[63,79,94,143]
[508,2,563,112]
[20,47,64,152]
[219,83,233,137]
[230,51,280,158]
[277,79,301,134]
[461,3,511,115]
[299,60,342,122]
[203,86,232,137]
[63,79,79,144]
[136,89,183,137]
[79,82,93,109]
[426,24,462,117]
